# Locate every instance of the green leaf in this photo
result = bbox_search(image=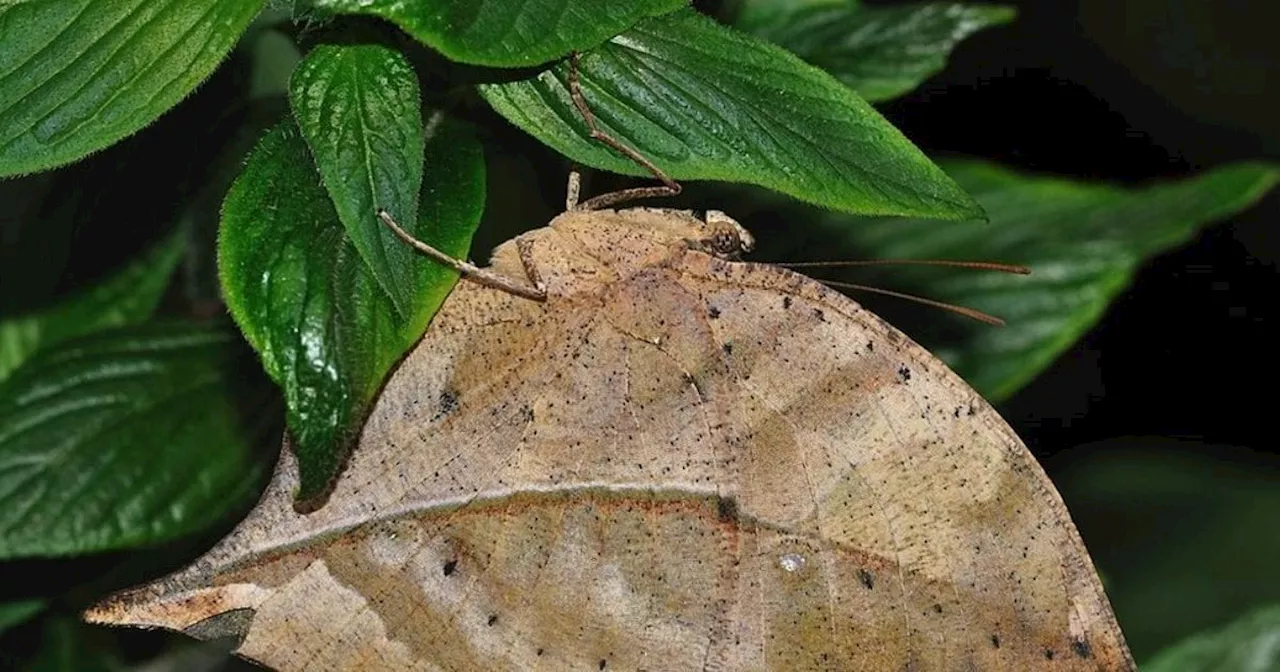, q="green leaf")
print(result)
[289,43,426,317]
[735,0,851,33]
[0,599,44,636]
[780,159,1280,401]
[740,2,1017,102]
[305,0,685,67]
[0,0,266,177]
[481,8,981,220]
[218,117,482,505]
[0,231,184,384]
[0,322,276,559]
